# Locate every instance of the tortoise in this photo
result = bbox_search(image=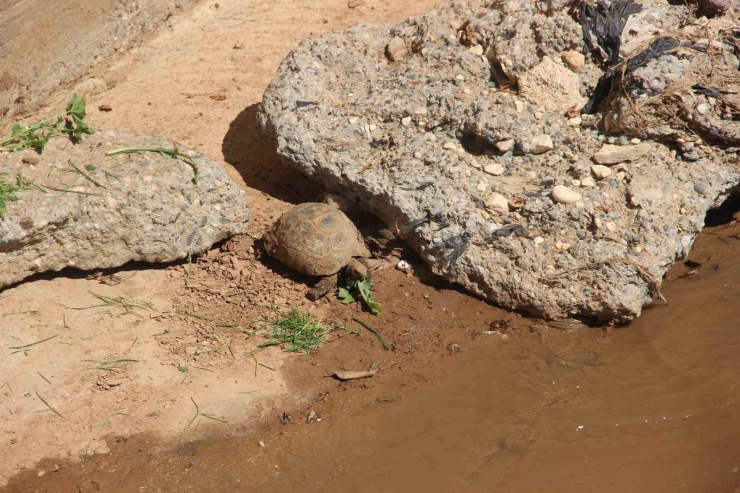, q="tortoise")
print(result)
[263,202,370,300]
